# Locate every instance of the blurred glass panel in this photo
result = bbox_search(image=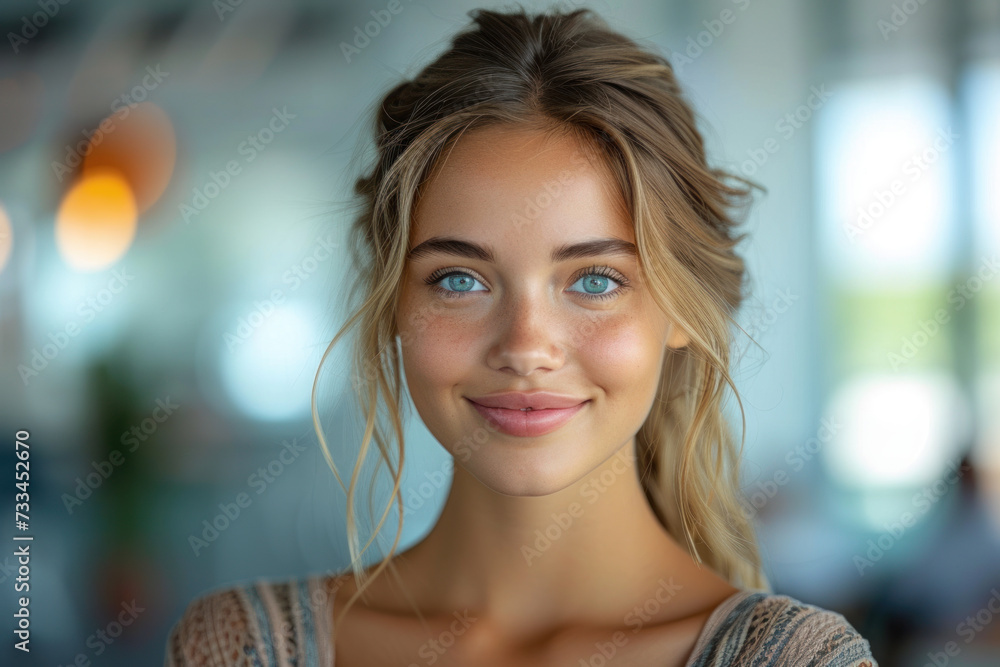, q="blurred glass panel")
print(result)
[816,74,968,498]
[965,59,1000,381]
[966,60,1000,257]
[829,285,955,379]
[817,76,954,286]
[965,58,1000,530]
